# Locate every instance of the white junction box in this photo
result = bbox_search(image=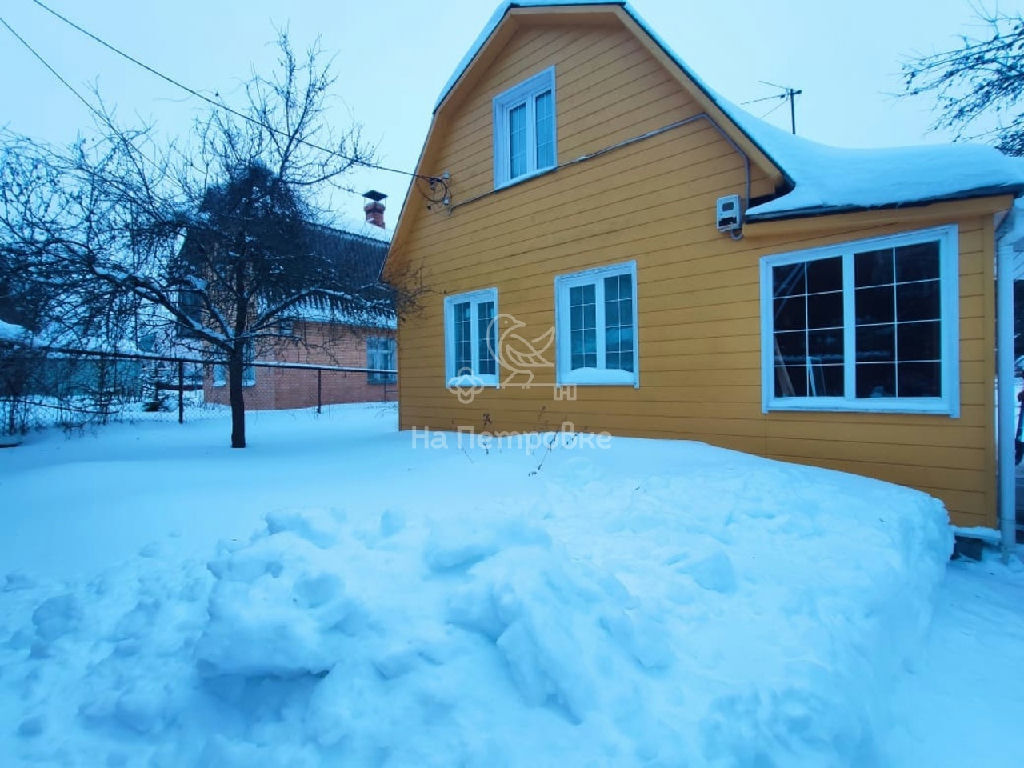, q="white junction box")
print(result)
[716,194,743,232]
